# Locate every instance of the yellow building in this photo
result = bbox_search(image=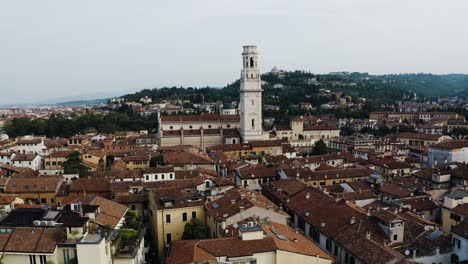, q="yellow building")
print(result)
[279,167,372,186]
[148,187,205,255]
[81,149,107,171]
[206,140,284,158]
[68,135,90,147]
[441,189,468,233]
[44,150,73,170]
[396,133,451,148]
[370,158,413,176]
[5,177,63,205]
[121,156,149,170]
